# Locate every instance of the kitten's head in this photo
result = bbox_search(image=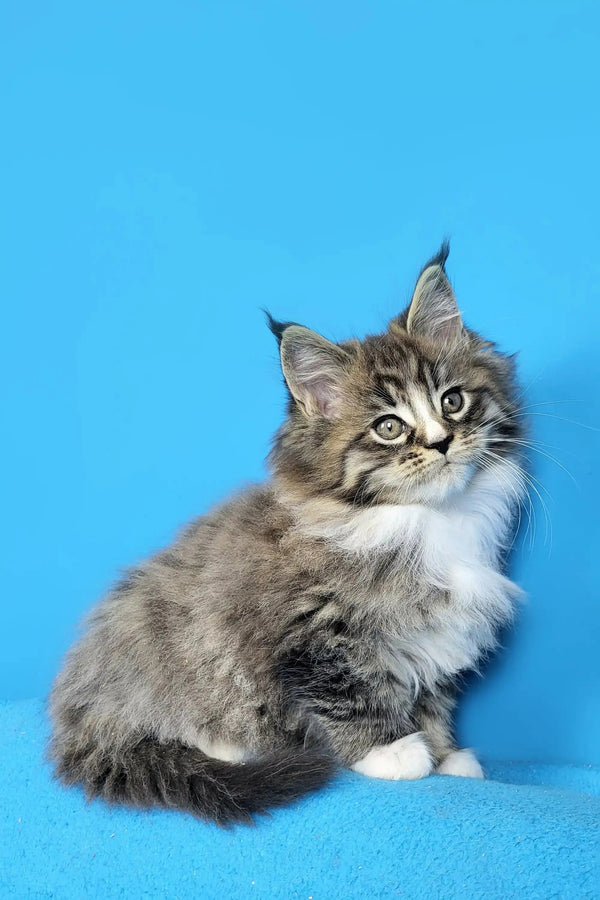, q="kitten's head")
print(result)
[269,244,522,509]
